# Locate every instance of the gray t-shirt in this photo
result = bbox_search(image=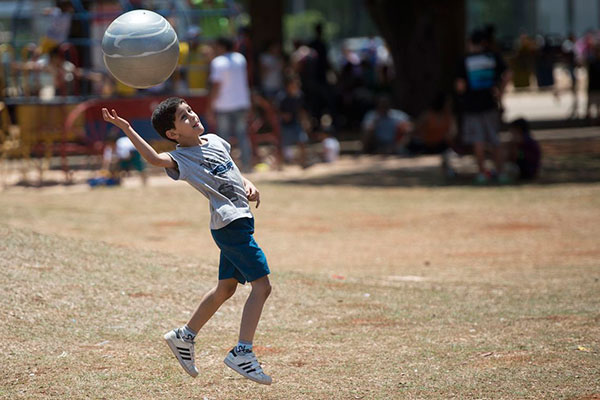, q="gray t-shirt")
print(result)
[165,134,252,230]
